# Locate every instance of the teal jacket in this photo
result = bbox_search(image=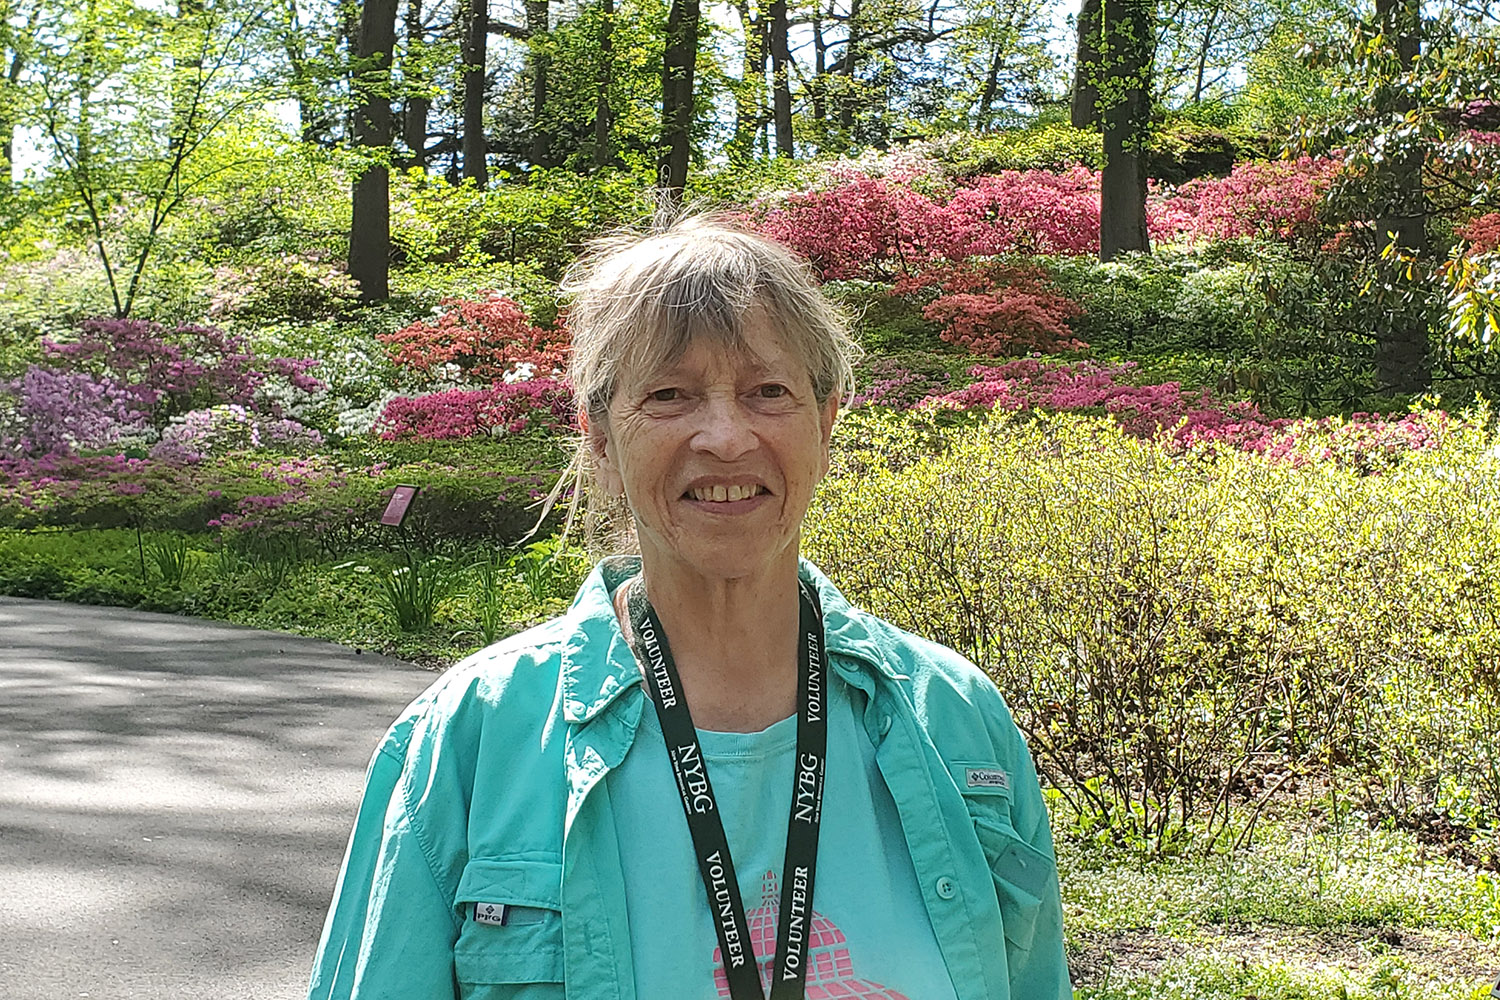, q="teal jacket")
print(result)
[308,557,1071,1000]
